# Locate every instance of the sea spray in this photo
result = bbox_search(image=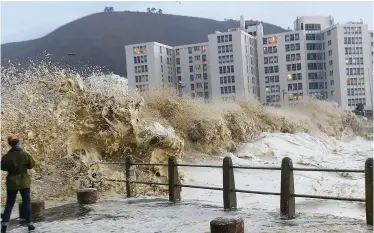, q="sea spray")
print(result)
[1,62,371,201]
